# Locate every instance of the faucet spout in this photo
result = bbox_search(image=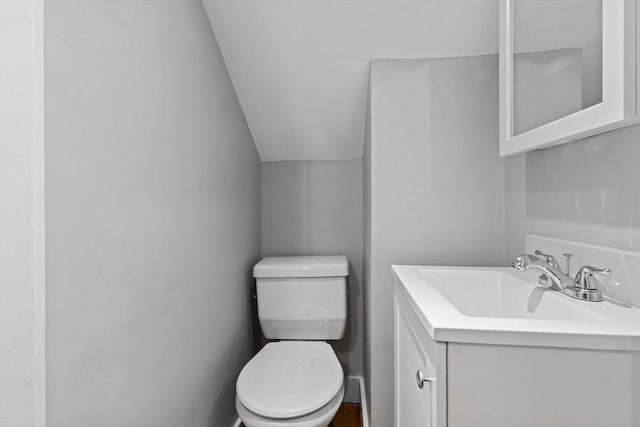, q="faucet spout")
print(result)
[512,253,574,291]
